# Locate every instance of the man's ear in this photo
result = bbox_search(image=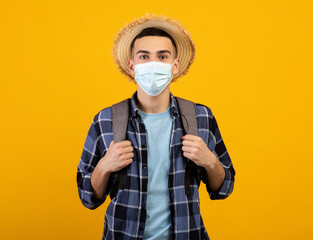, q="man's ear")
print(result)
[128,59,135,77]
[172,58,180,75]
